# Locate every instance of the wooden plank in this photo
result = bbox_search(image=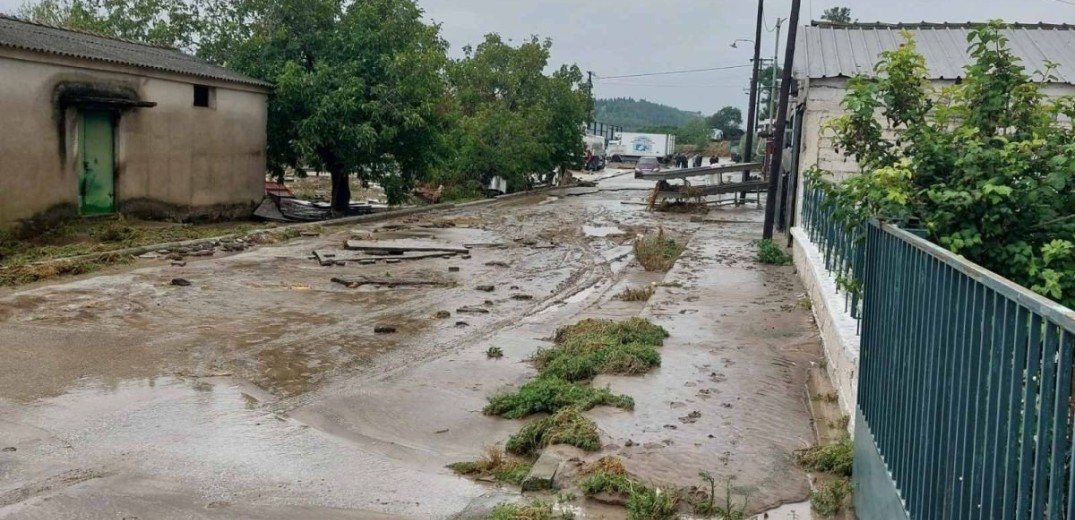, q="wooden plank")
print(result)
[331,276,451,288]
[654,180,769,198]
[344,239,470,254]
[638,162,763,181]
